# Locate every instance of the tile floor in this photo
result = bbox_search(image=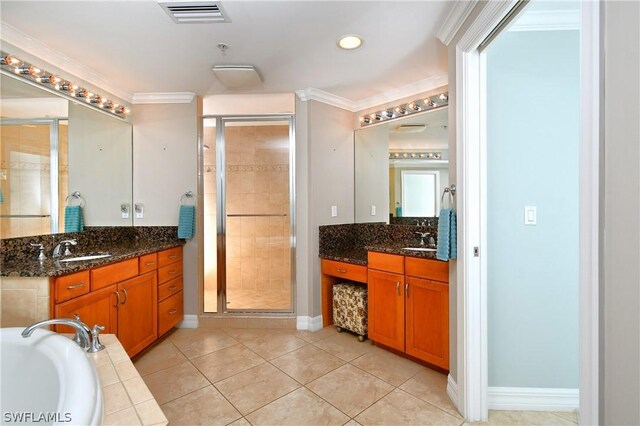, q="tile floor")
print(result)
[134,326,578,426]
